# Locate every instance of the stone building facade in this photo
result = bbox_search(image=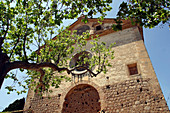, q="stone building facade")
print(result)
[24,17,169,113]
